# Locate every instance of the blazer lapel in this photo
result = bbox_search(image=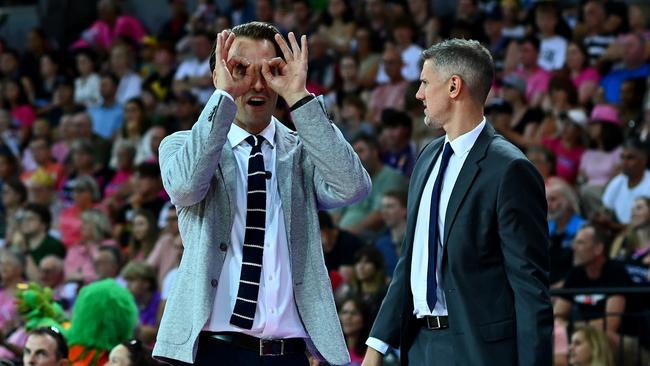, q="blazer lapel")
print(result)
[274,120,295,248]
[220,139,237,228]
[442,123,494,248]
